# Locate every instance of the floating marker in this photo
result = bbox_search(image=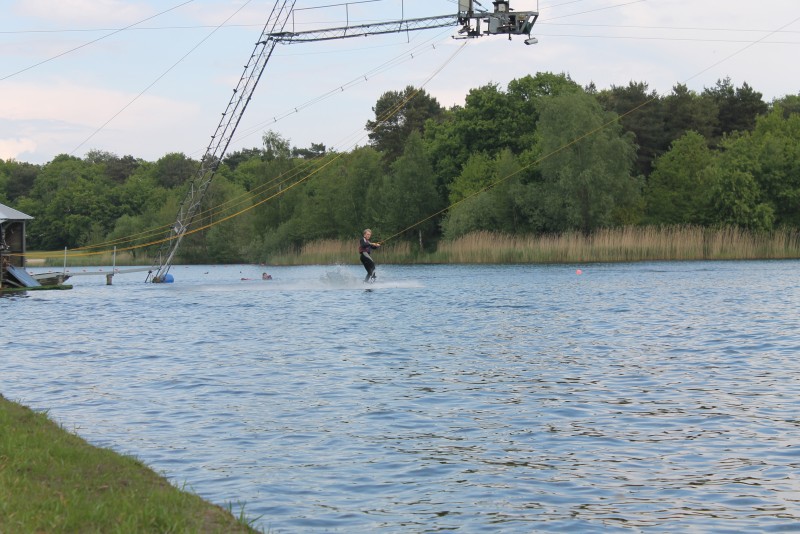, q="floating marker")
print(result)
[576,269,583,275]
